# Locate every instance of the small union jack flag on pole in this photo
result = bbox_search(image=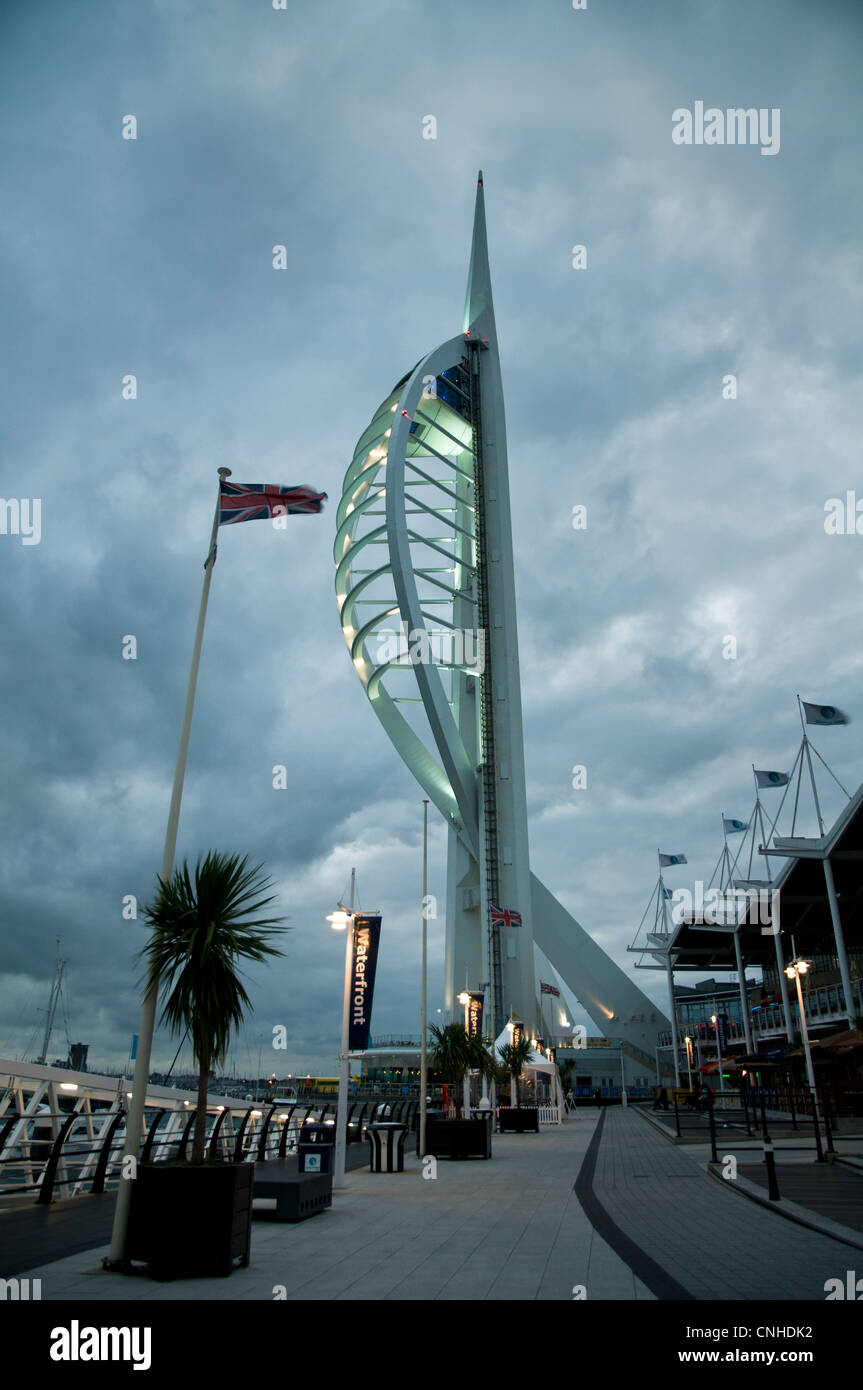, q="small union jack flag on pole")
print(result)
[490,904,522,929]
[219,480,327,525]
[540,981,560,996]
